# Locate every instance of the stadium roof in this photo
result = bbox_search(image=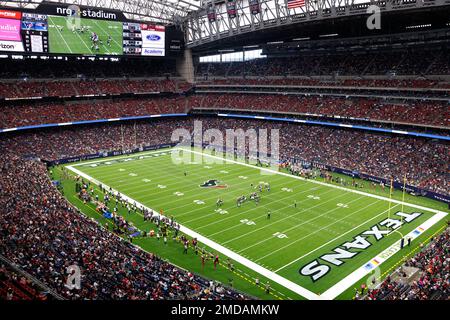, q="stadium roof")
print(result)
[0,0,202,24]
